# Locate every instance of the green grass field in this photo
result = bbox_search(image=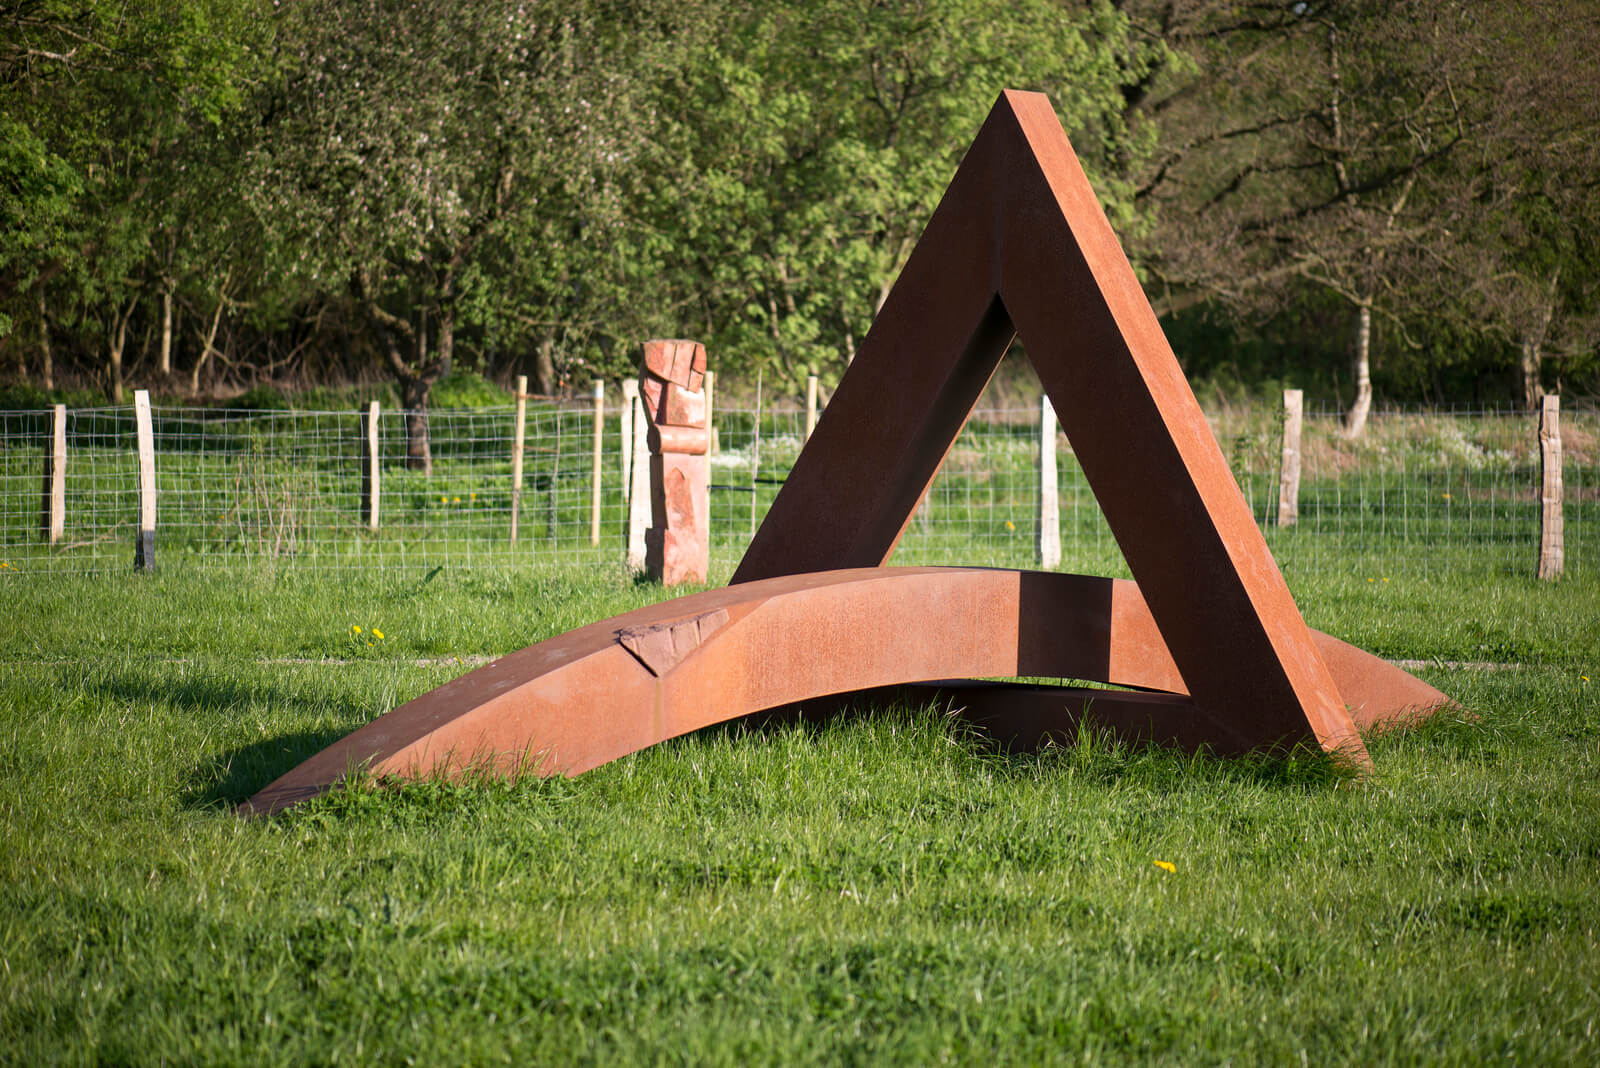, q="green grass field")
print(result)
[2,560,1598,1065]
